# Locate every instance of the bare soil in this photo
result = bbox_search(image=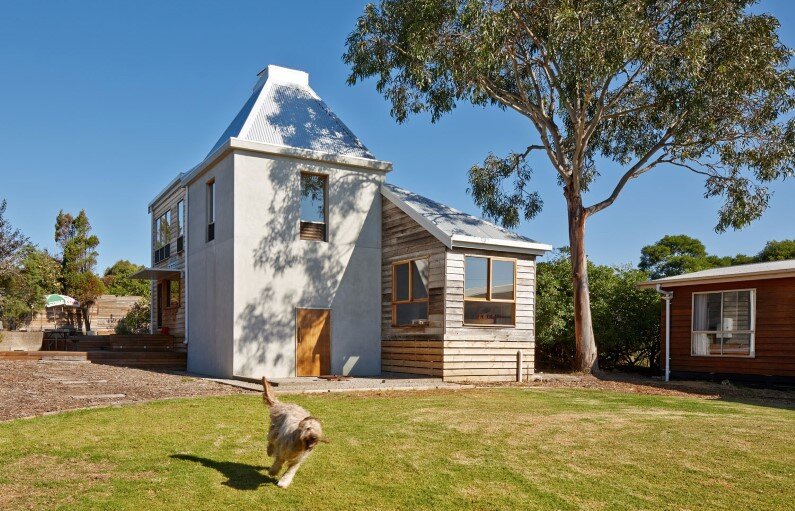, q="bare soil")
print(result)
[0,360,248,422]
